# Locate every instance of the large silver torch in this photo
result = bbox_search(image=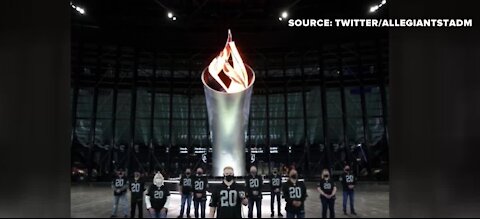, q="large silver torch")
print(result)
[201,30,255,177]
